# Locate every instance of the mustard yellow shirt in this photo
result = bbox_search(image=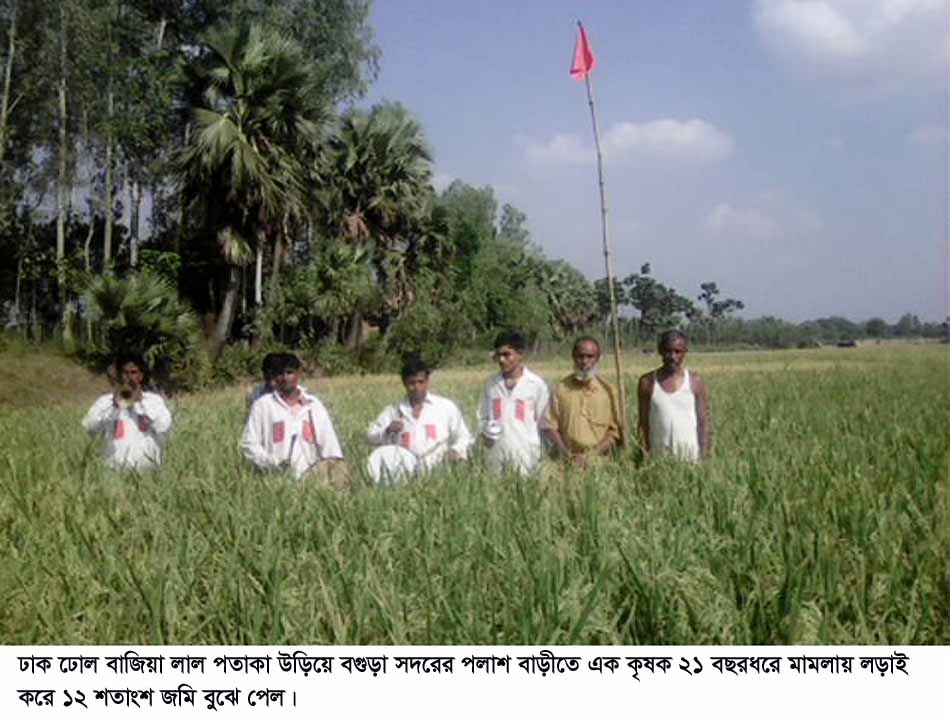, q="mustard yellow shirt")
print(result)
[542,375,622,453]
